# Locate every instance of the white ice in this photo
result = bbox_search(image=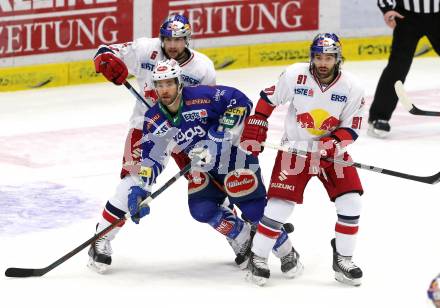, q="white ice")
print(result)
[1,57,440,308]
